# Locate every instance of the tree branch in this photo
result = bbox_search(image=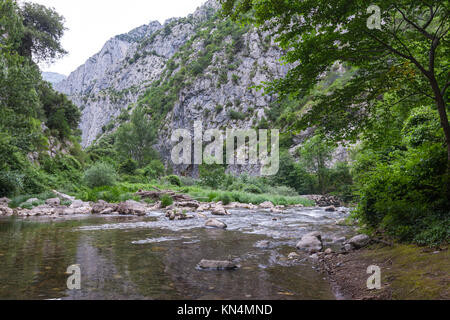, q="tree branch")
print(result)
[394,5,434,40]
